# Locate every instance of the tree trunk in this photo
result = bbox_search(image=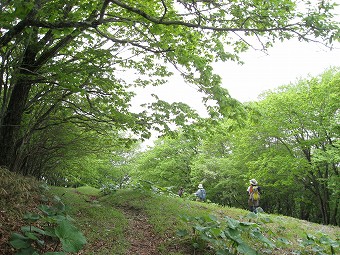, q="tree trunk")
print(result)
[0,43,37,171]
